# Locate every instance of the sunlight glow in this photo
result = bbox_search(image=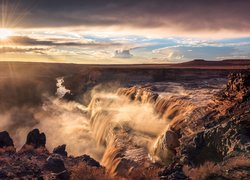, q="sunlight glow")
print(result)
[0,29,13,40]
